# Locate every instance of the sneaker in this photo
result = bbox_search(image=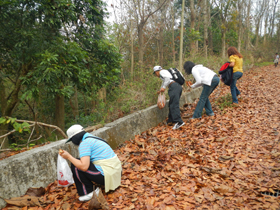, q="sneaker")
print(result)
[172,122,185,130]
[207,112,215,116]
[79,191,94,202]
[190,117,201,120]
